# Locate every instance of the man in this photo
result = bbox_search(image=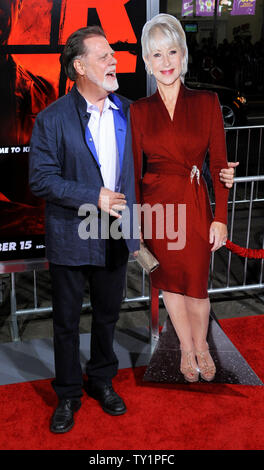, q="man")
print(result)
[29,25,236,434]
[29,26,139,434]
